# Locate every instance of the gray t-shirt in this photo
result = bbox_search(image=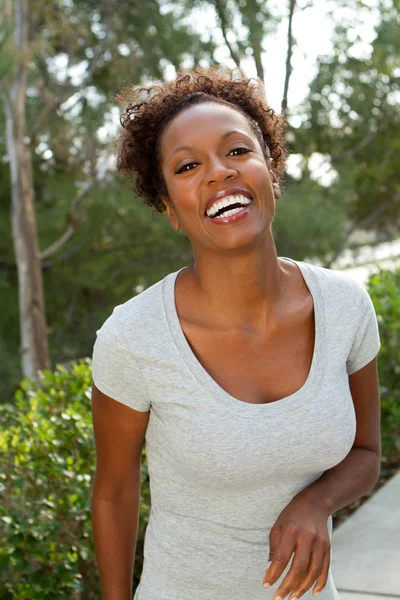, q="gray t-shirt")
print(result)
[92,257,381,600]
